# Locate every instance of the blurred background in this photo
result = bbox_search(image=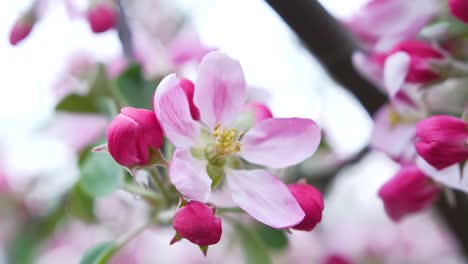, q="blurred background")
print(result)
[1,0,467,263]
